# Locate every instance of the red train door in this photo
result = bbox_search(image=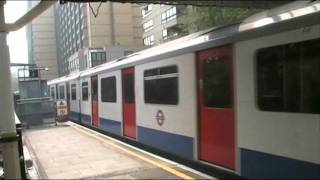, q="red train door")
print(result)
[91,75,99,128]
[197,45,235,170]
[122,68,136,139]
